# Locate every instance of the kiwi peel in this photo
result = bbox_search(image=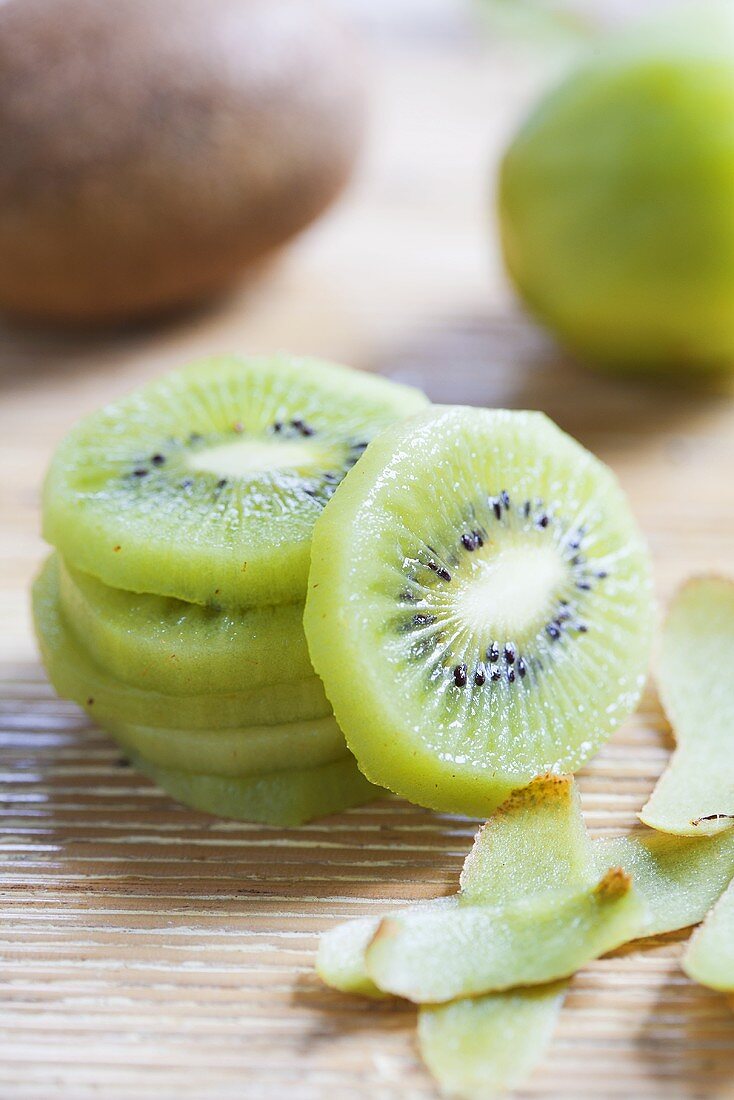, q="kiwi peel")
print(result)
[641,576,734,836]
[318,774,734,1097]
[683,881,734,992]
[306,406,654,816]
